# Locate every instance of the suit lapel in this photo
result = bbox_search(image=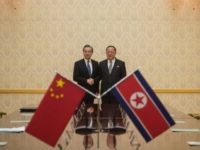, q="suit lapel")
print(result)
[81,59,90,76]
[102,59,118,75]
[110,59,119,75]
[104,60,110,75]
[91,60,95,76]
